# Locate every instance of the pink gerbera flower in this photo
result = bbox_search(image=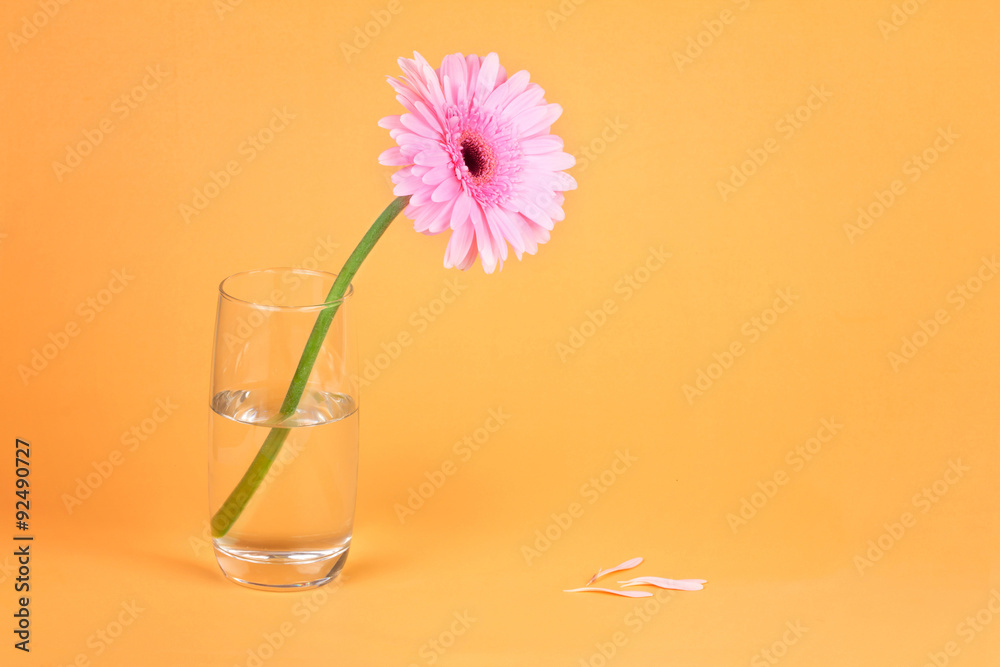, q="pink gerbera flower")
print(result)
[378,52,576,273]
